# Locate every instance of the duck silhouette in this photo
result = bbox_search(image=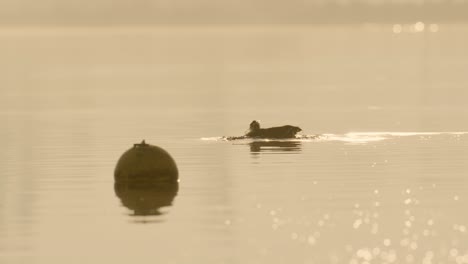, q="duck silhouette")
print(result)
[245,120,302,139]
